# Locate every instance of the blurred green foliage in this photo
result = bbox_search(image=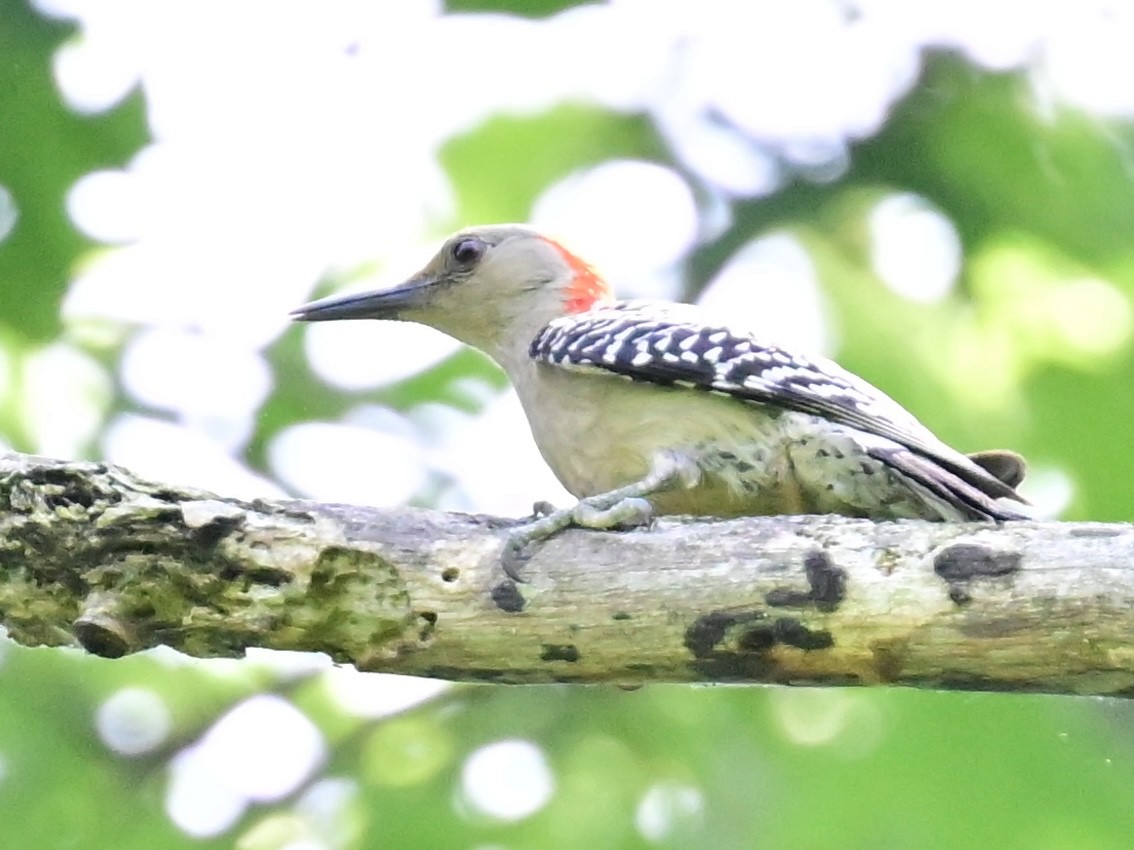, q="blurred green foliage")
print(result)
[0,0,146,345]
[3,1,1134,849]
